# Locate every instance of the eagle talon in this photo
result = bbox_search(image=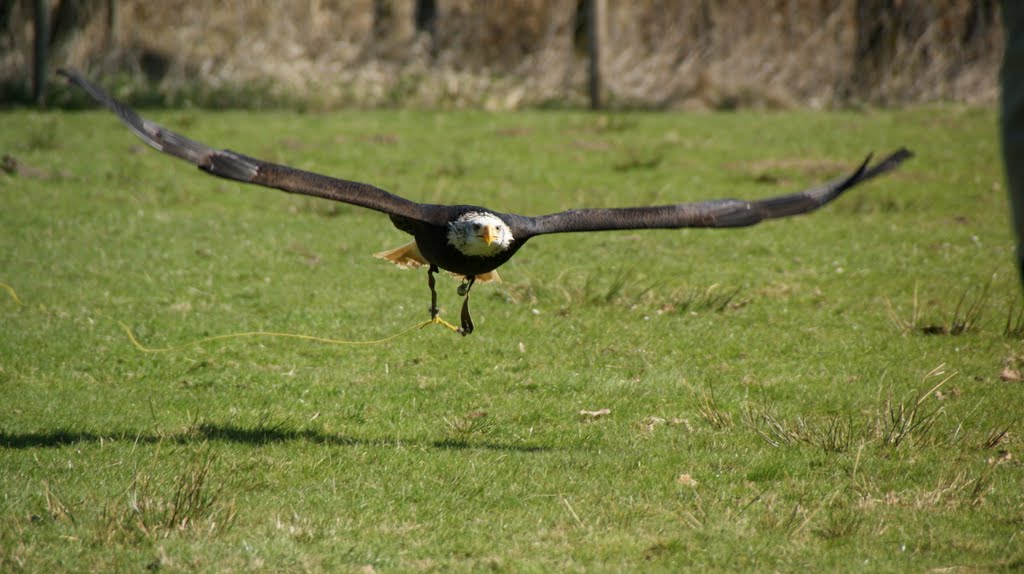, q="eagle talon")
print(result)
[458,276,476,335]
[427,264,440,318]
[459,298,474,336]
